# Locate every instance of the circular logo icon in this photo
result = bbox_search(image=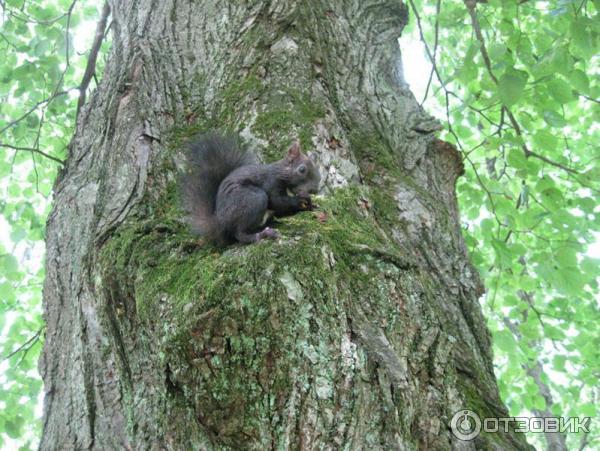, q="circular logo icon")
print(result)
[450,409,481,441]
